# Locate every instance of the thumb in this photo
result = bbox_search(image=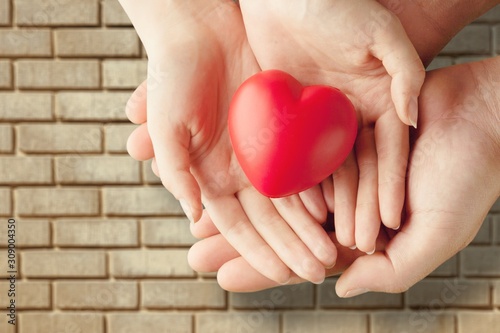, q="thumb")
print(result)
[148,120,203,223]
[371,12,425,128]
[335,215,462,297]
